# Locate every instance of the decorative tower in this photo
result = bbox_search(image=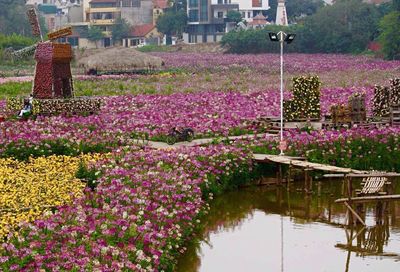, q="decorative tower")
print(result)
[275,0,288,26]
[27,8,74,99]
